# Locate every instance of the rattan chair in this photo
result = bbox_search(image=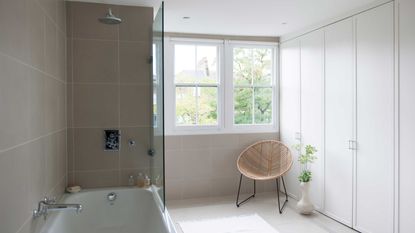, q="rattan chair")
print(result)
[235,140,293,214]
